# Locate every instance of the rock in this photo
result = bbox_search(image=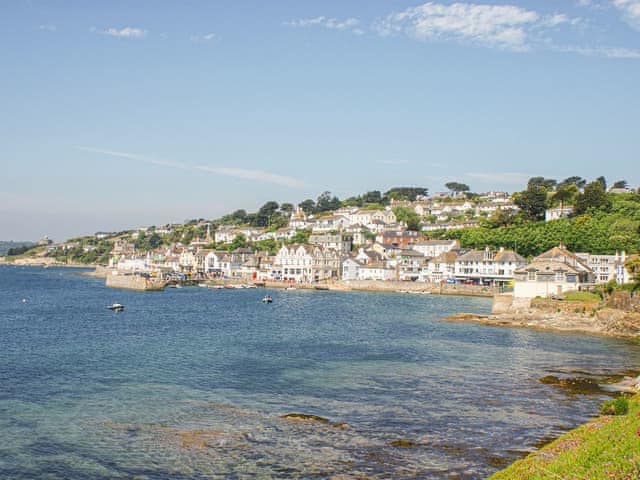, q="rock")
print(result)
[389,439,417,448]
[539,375,605,394]
[332,422,349,429]
[280,413,330,424]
